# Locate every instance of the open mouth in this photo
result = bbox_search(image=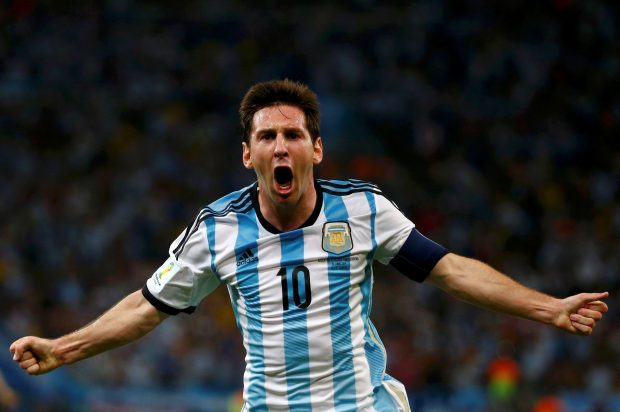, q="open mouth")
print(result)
[274,166,293,191]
